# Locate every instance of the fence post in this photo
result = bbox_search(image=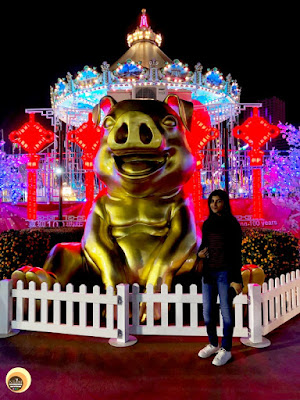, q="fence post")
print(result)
[240,283,271,348]
[109,284,137,347]
[0,280,19,338]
